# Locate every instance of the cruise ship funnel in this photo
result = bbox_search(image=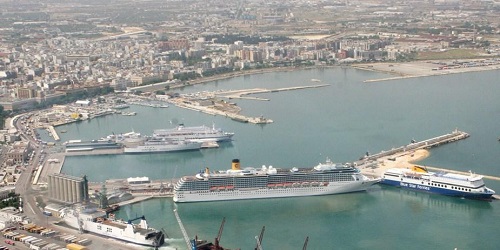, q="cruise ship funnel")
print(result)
[232,159,241,170]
